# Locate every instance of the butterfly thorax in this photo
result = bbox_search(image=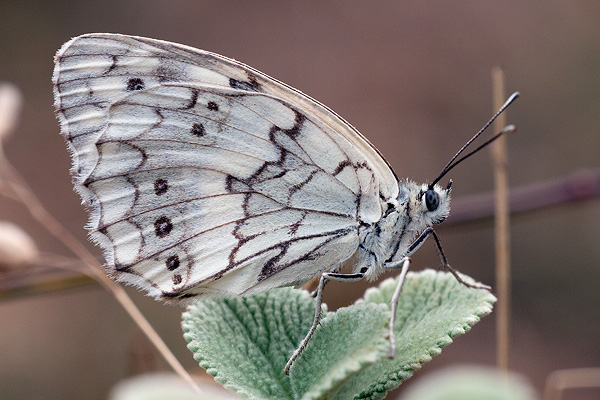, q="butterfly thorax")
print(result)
[357,181,451,280]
